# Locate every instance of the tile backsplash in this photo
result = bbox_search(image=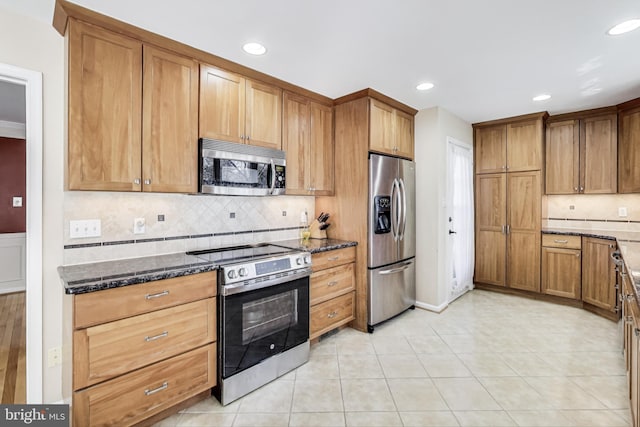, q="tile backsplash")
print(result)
[544,194,640,232]
[63,192,315,264]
